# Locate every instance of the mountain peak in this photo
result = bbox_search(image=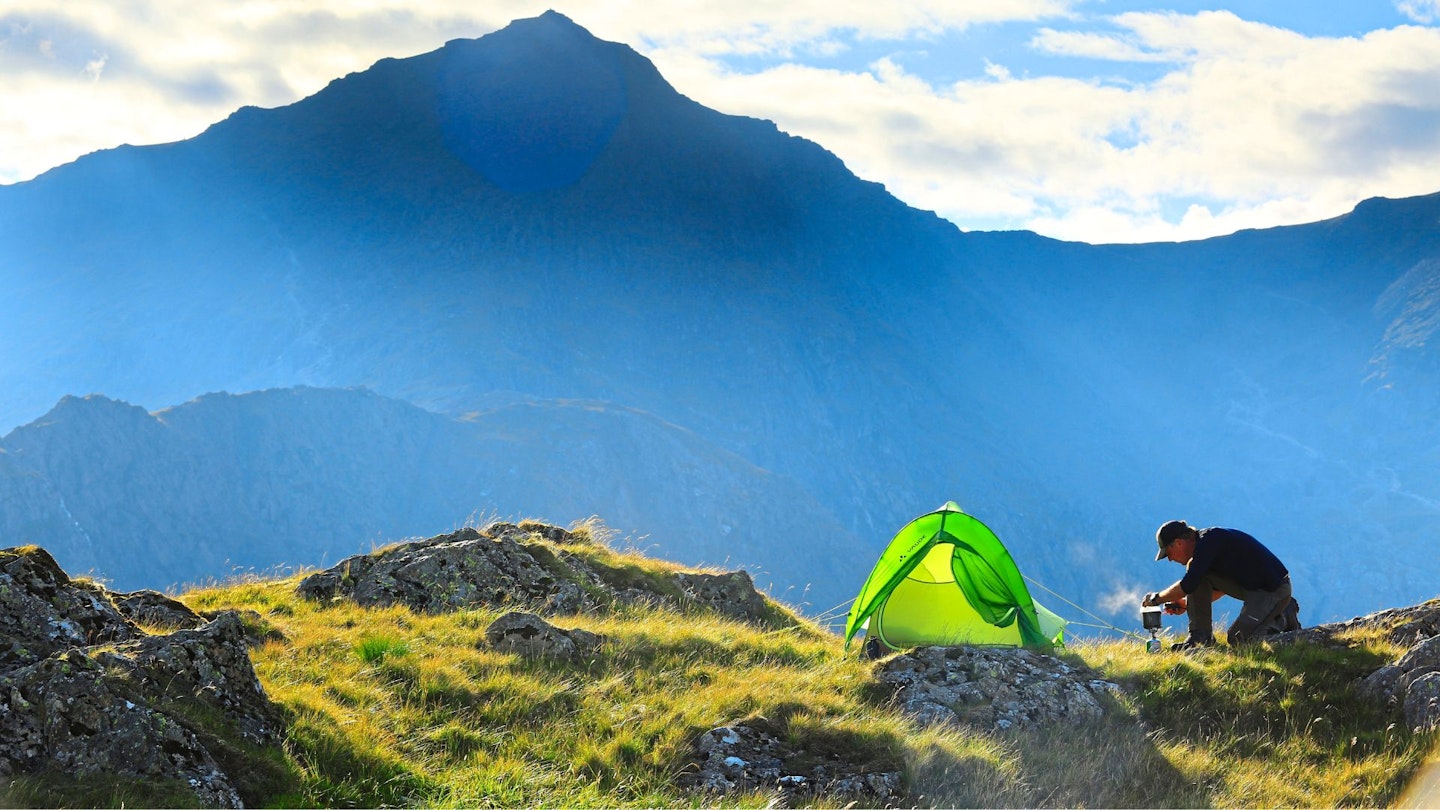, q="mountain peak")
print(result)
[442,9,599,53]
[432,11,634,192]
